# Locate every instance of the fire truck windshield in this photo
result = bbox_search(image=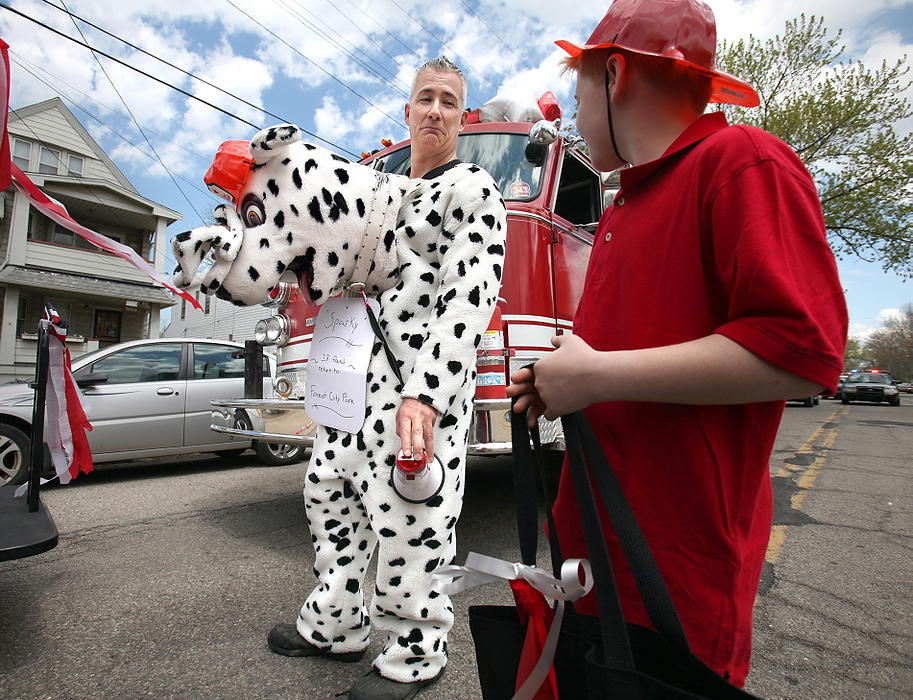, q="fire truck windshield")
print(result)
[367,132,546,202]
